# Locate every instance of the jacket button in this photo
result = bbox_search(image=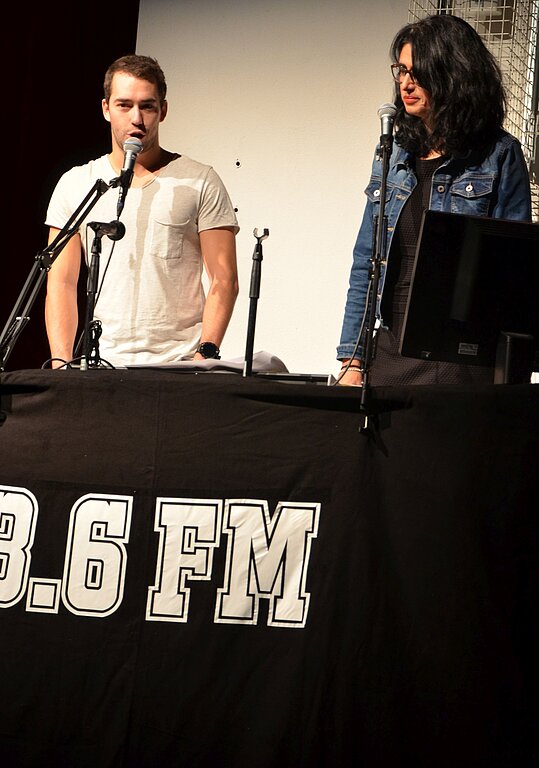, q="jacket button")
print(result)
[437,185,445,193]
[373,189,380,197]
[466,183,474,192]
